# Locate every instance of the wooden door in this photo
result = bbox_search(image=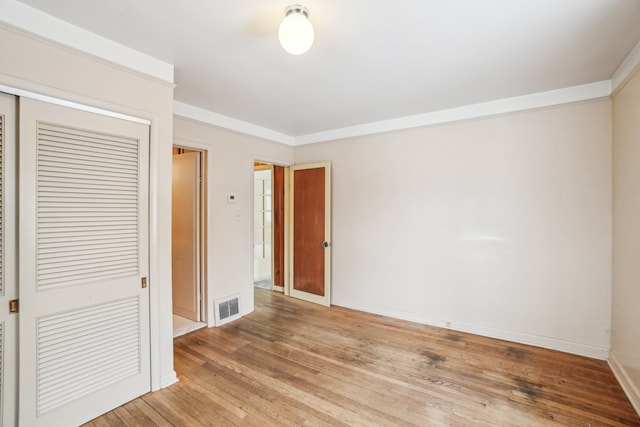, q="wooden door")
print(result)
[0,92,17,427]
[18,98,150,426]
[172,151,201,321]
[290,162,331,306]
[272,165,285,289]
